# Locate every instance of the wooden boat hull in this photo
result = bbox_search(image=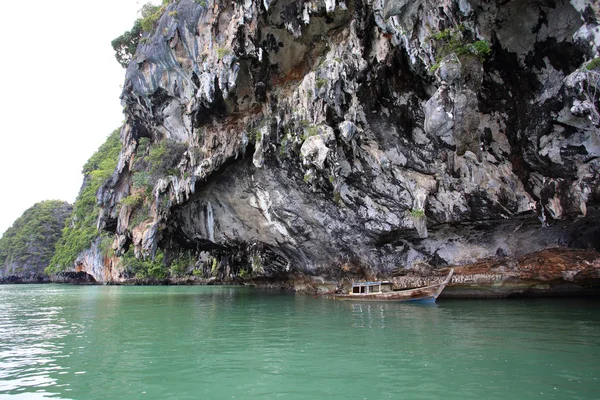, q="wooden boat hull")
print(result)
[331,269,454,302]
